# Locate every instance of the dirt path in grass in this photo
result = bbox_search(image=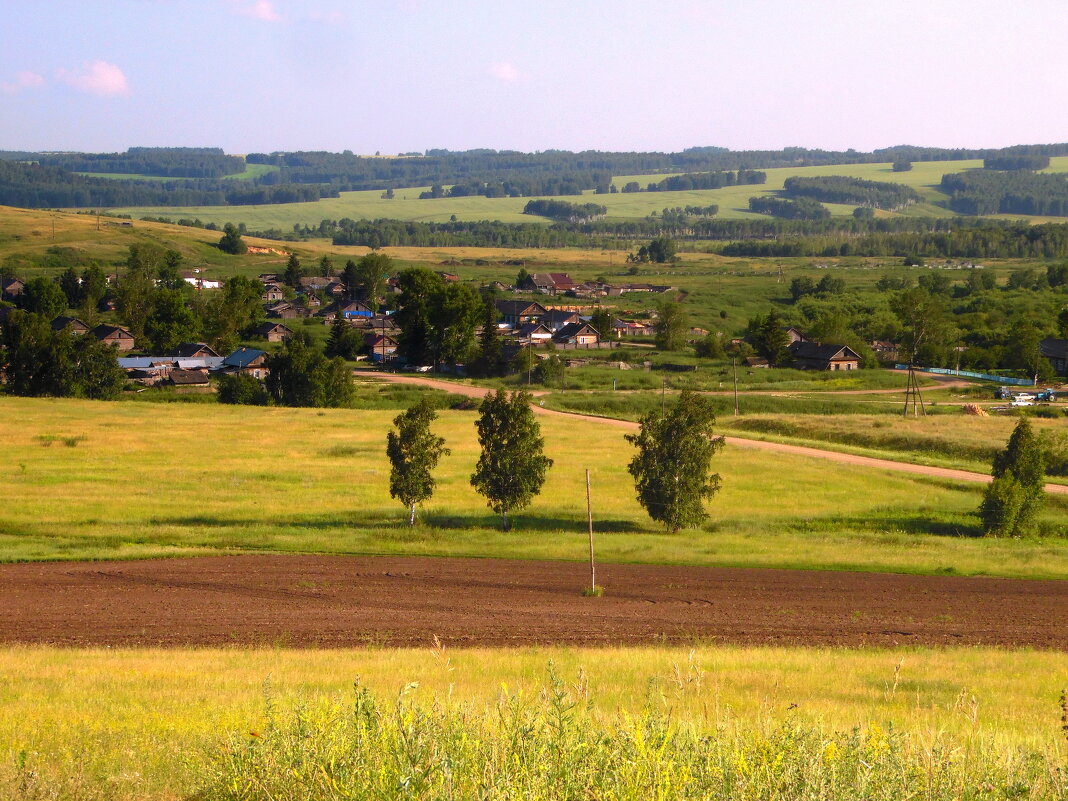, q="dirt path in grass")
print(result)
[1,554,1064,648]
[365,373,1068,496]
